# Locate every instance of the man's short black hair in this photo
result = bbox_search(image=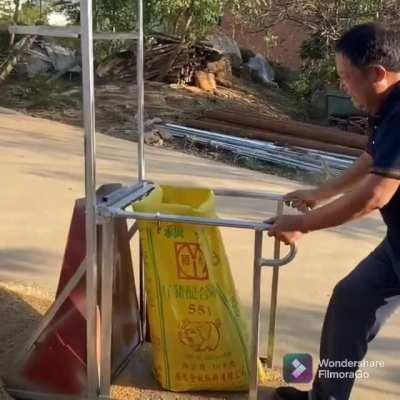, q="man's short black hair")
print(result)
[335,23,400,72]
